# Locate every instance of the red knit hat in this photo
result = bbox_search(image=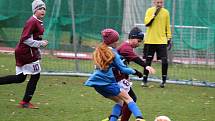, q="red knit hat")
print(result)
[101,28,119,45]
